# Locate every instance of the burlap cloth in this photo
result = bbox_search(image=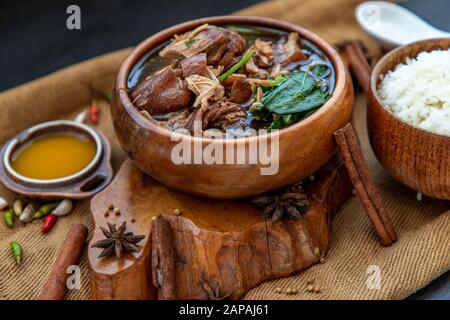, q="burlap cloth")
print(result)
[0,0,449,300]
